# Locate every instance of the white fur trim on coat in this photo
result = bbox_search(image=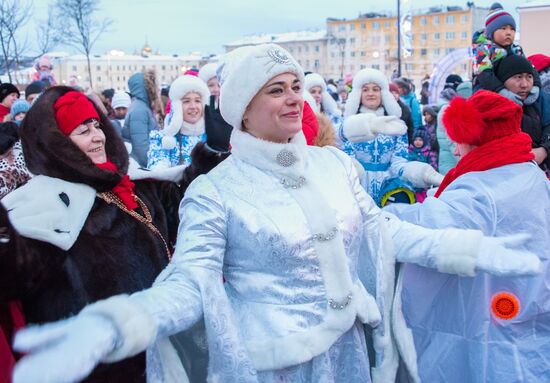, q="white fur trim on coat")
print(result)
[162,75,210,143]
[302,90,317,112]
[82,295,158,363]
[1,175,96,250]
[218,44,305,129]
[198,62,218,83]
[344,68,402,118]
